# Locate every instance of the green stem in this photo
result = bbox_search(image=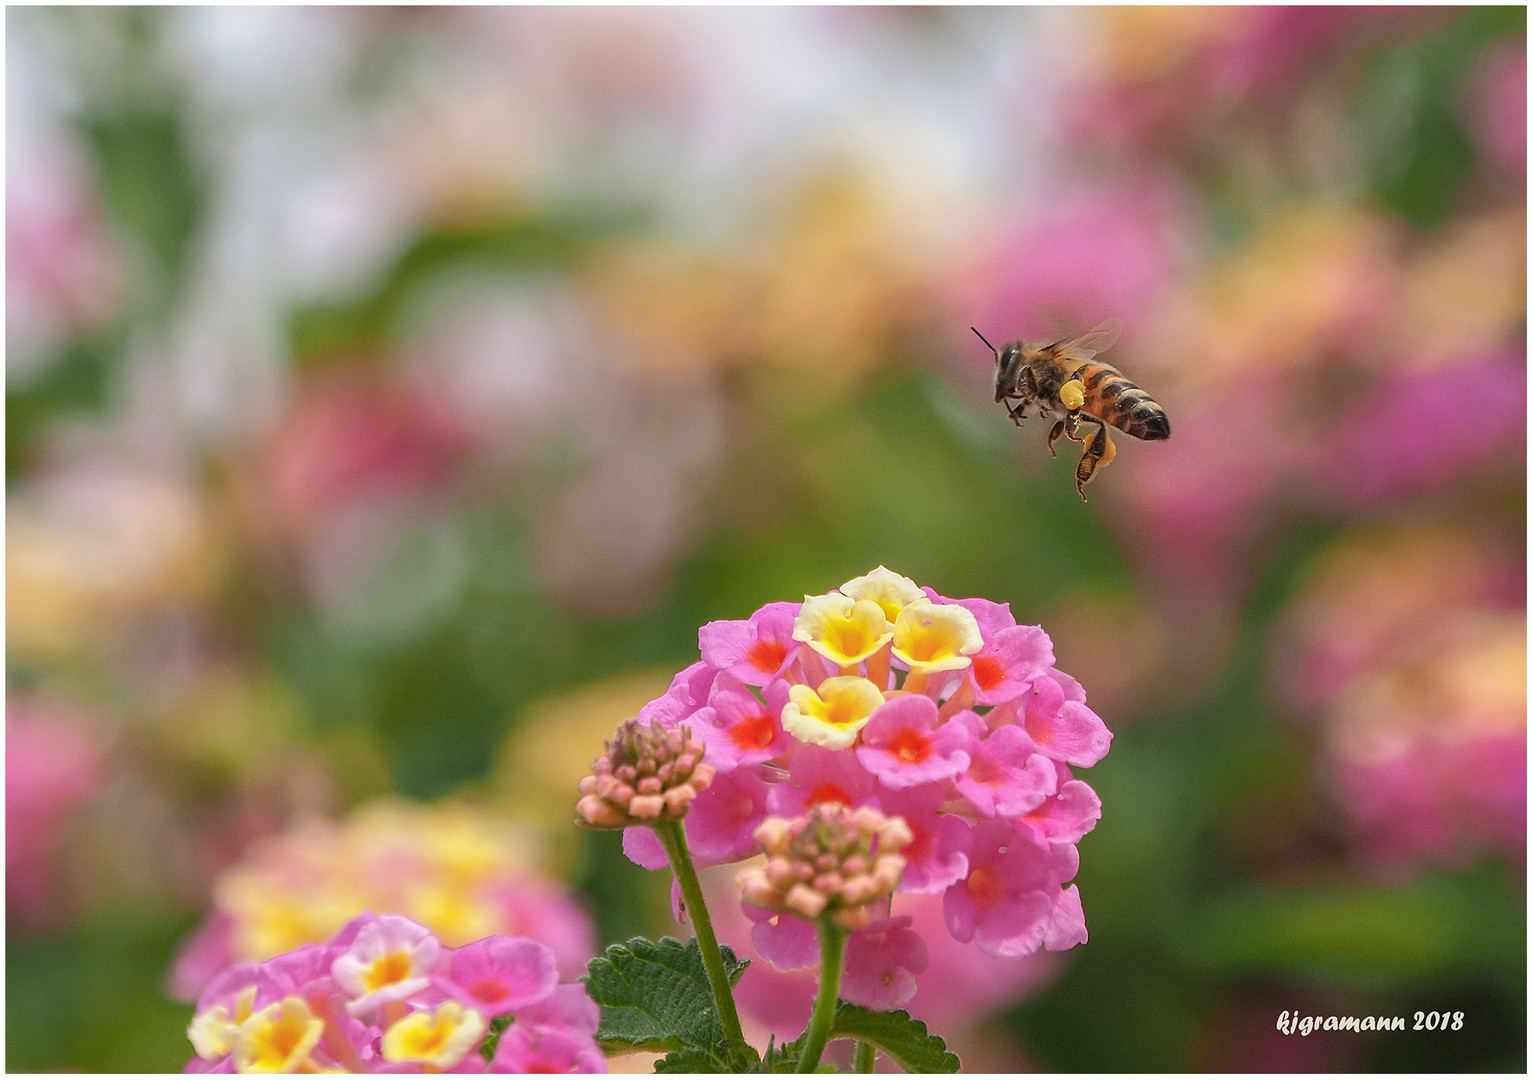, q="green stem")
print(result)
[796,920,848,1073]
[656,820,748,1056]
[854,1039,876,1072]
